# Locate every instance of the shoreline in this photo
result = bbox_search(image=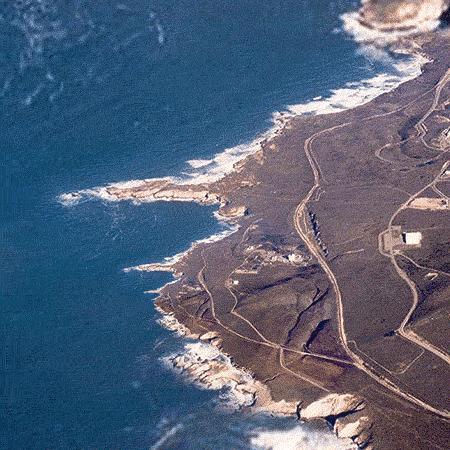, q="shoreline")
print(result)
[138,33,449,448]
[59,12,450,449]
[156,306,358,449]
[58,38,426,209]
